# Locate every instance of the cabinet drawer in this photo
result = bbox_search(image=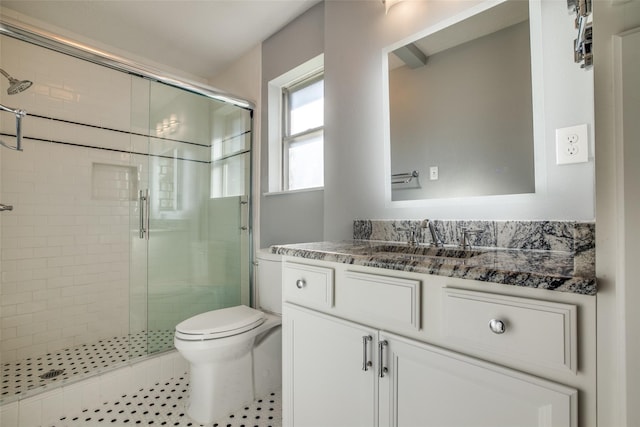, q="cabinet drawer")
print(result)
[340,271,421,331]
[442,288,577,373]
[283,262,334,309]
